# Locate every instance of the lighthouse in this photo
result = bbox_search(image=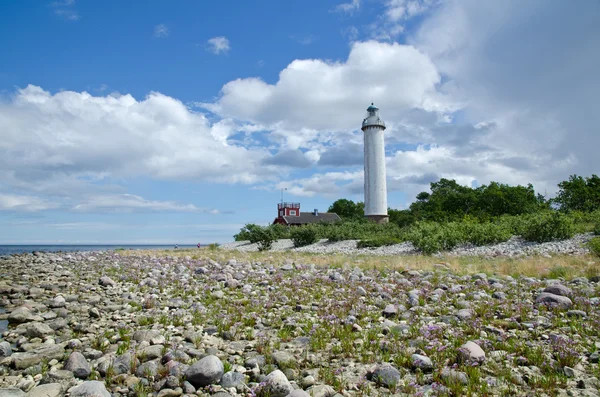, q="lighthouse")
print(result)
[361,103,388,223]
